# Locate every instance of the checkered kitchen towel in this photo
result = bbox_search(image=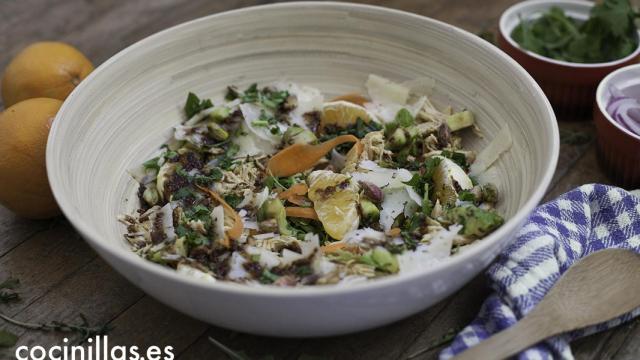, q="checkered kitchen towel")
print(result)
[440,184,640,360]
